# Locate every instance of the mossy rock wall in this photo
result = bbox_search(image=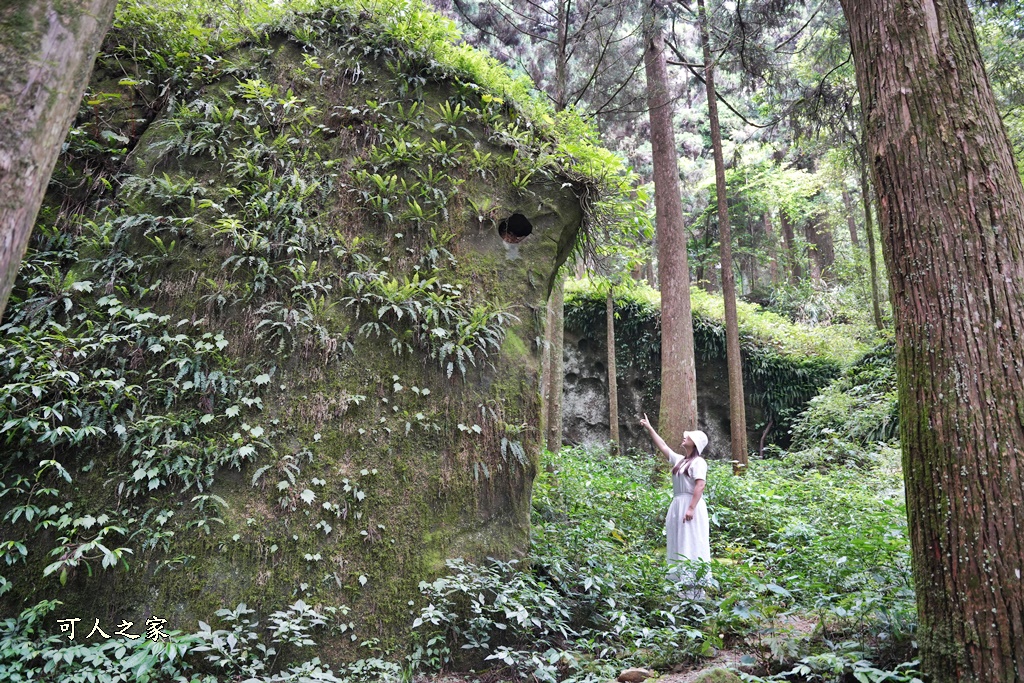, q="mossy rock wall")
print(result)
[0,6,585,655]
[563,327,763,457]
[563,288,844,456]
